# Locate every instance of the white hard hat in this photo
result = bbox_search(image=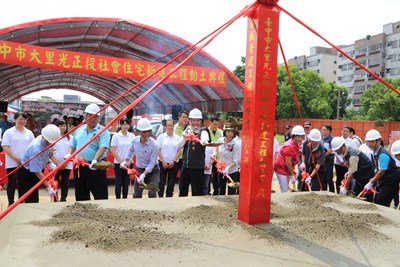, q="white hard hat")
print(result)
[136,118,152,131]
[84,104,100,116]
[392,140,400,155]
[188,108,203,119]
[308,128,322,142]
[291,125,305,136]
[365,129,381,141]
[41,124,61,143]
[331,137,345,151]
